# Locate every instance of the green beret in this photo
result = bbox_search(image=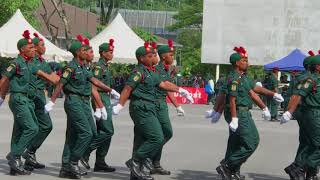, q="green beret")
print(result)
[229,53,242,64]
[303,56,314,68]
[158,45,174,56]
[99,43,110,52]
[17,38,32,50]
[310,55,320,65]
[135,46,155,59]
[69,40,83,54]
